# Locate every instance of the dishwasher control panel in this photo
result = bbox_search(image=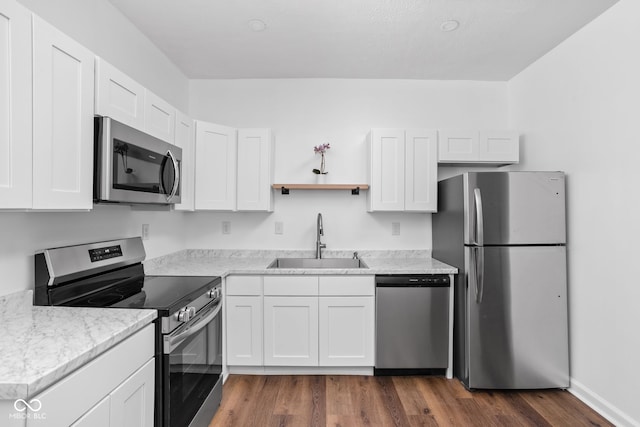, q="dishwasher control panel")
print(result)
[375,274,450,287]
